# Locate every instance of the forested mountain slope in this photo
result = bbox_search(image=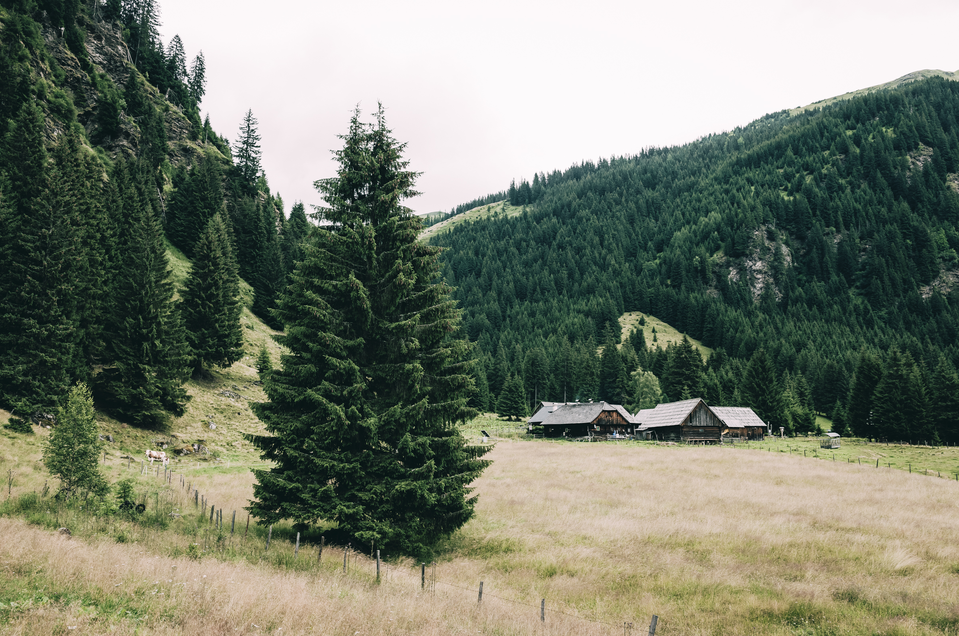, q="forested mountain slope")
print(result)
[0,0,308,428]
[432,75,959,442]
